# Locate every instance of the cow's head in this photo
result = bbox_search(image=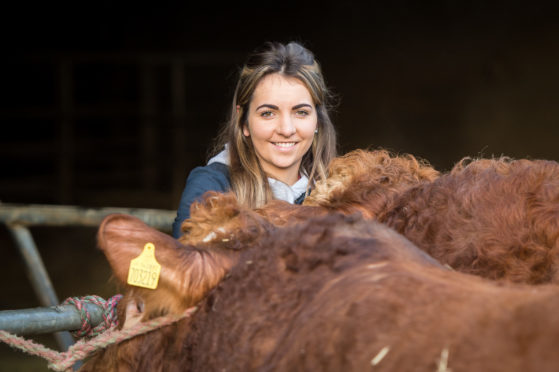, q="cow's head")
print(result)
[97,213,240,326]
[304,149,440,219]
[180,191,280,246]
